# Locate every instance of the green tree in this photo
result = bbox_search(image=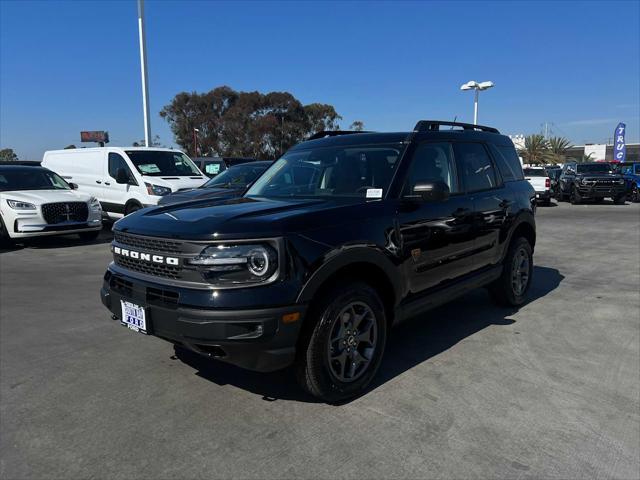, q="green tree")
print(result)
[547,136,572,164]
[518,135,551,165]
[0,148,18,161]
[349,120,365,131]
[64,144,76,149]
[132,135,163,147]
[160,86,342,159]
